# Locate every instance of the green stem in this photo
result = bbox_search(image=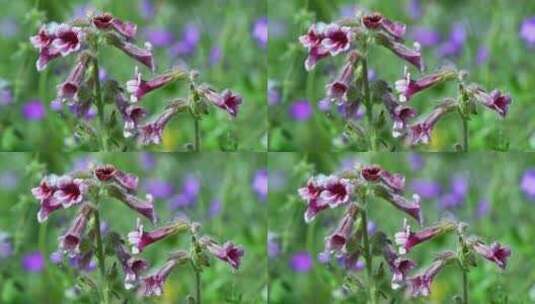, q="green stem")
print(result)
[361,58,376,151]
[193,117,200,152]
[195,265,201,304]
[462,267,469,304]
[92,57,108,151]
[461,114,469,152]
[93,210,109,304]
[360,208,376,304]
